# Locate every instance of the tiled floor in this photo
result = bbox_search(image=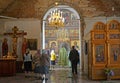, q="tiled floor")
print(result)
[0,67,120,83]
